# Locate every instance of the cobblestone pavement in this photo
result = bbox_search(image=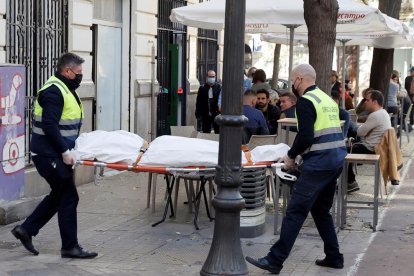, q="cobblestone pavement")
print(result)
[0,133,413,275]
